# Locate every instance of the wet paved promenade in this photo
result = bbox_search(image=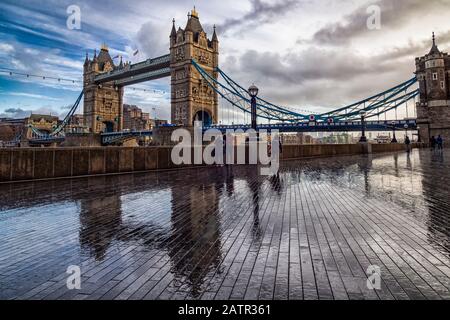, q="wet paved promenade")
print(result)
[1,149,450,300]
